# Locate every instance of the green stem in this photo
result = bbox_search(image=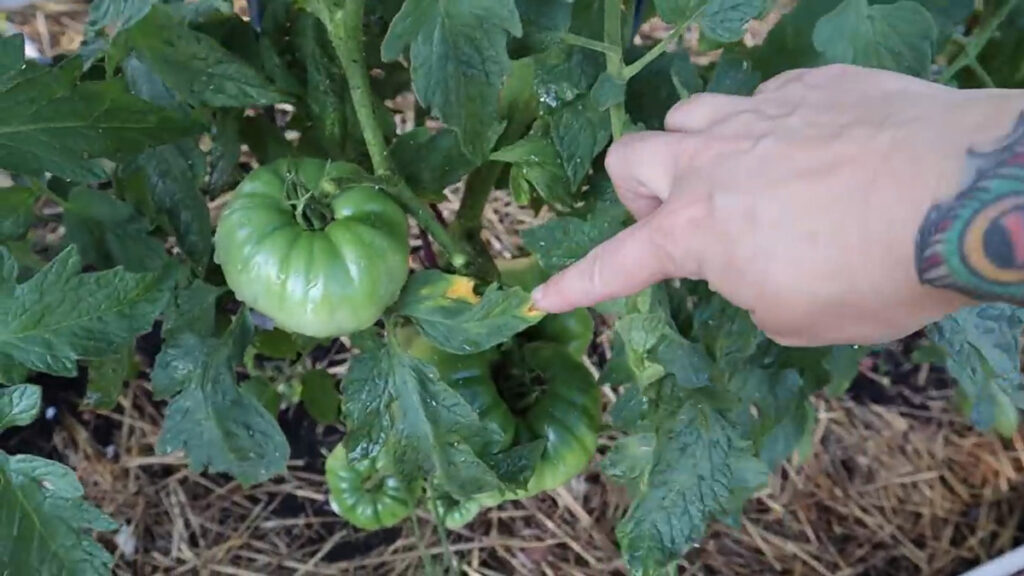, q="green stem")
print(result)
[940,0,1020,84]
[604,0,627,140]
[561,32,621,56]
[308,0,473,271]
[623,25,685,79]
[968,59,997,88]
